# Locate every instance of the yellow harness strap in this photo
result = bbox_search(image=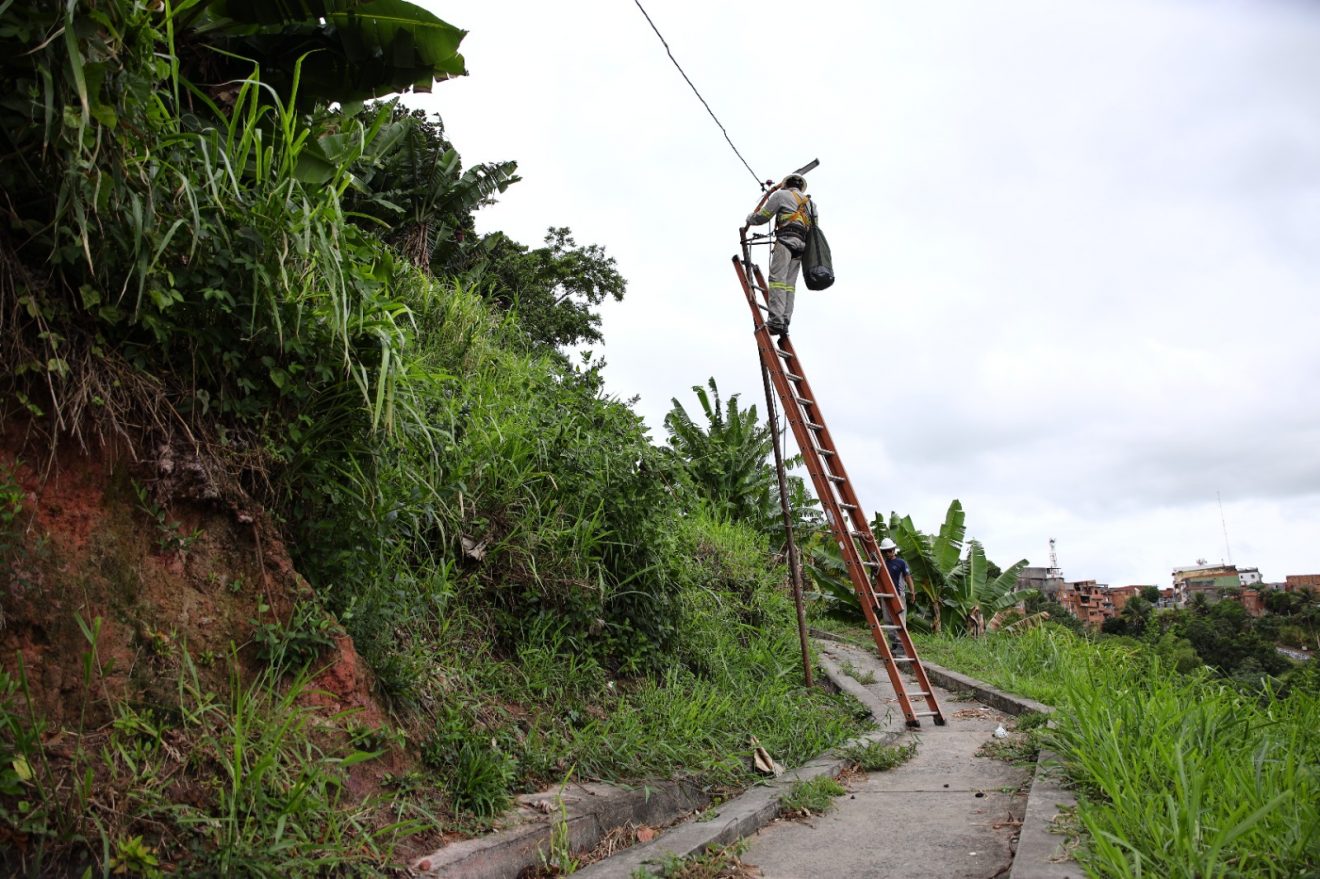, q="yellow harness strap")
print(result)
[781,192,812,228]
